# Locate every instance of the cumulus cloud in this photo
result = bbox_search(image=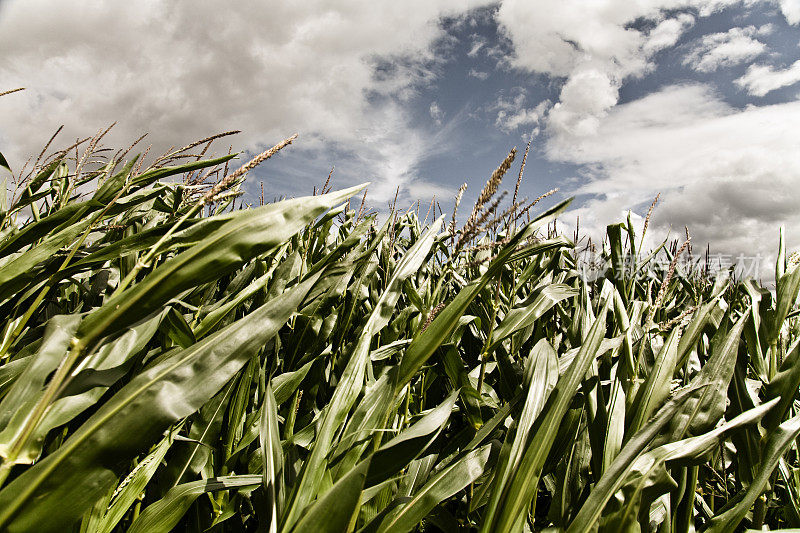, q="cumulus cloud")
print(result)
[493,1,720,132]
[0,0,490,202]
[781,0,800,24]
[546,84,800,274]
[736,60,800,96]
[493,0,799,139]
[491,0,800,272]
[684,26,767,72]
[497,1,644,77]
[548,68,620,136]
